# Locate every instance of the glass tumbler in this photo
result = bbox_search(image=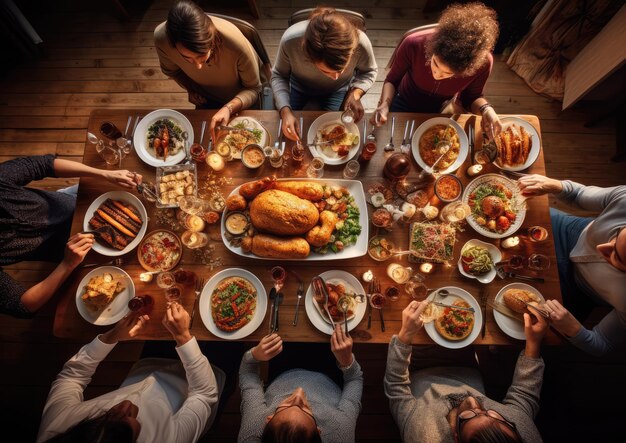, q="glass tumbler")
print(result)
[342,159,360,179]
[156,271,175,289]
[306,156,325,178]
